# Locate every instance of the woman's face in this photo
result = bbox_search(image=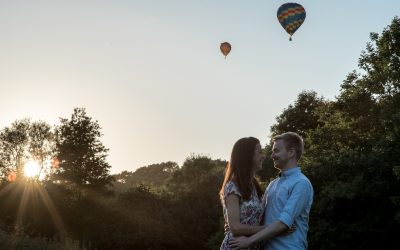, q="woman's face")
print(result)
[252,143,265,171]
